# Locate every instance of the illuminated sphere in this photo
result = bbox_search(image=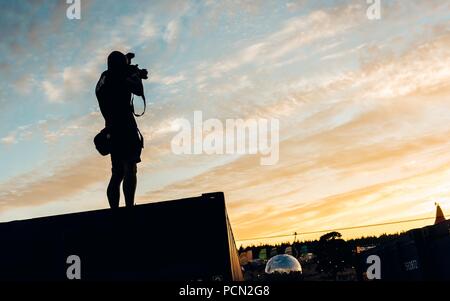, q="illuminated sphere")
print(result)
[265,254,302,274]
